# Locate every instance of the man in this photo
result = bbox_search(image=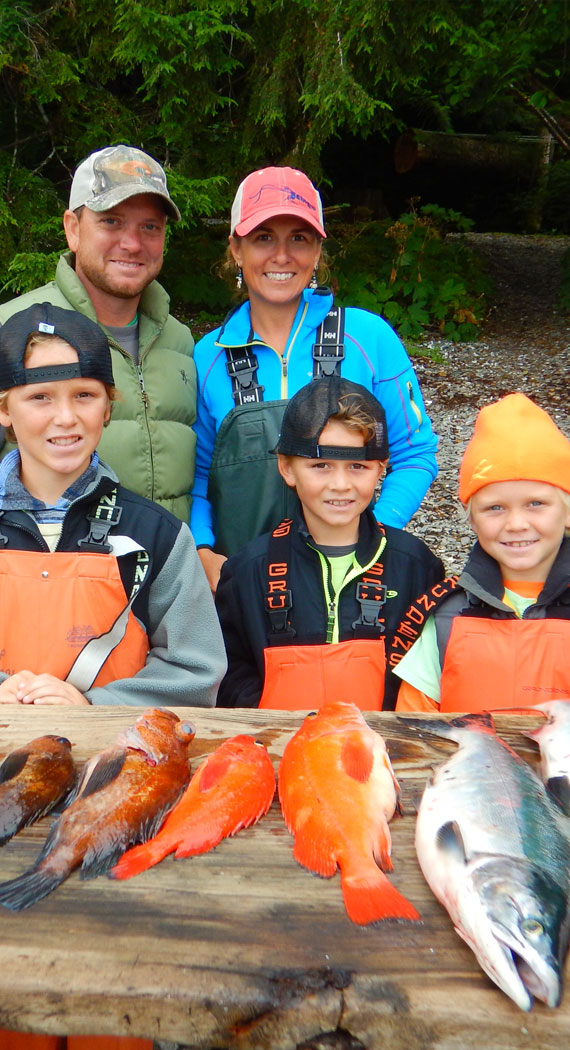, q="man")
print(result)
[0,144,196,521]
